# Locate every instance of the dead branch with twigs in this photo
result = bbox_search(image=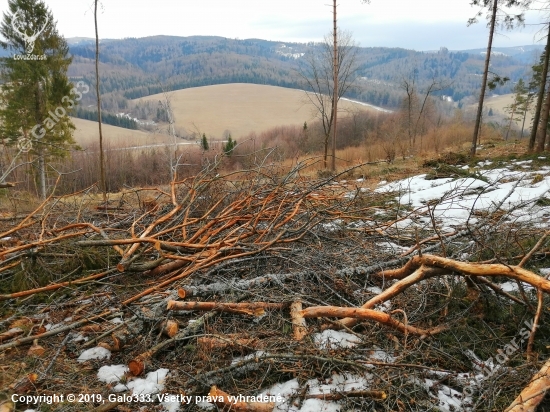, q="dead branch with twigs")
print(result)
[1,155,550,411]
